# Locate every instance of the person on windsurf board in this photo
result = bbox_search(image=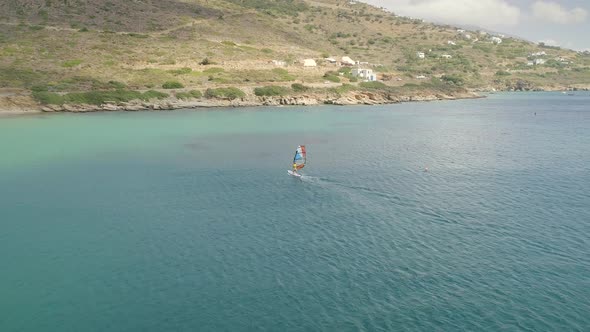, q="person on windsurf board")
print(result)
[289,145,306,177]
